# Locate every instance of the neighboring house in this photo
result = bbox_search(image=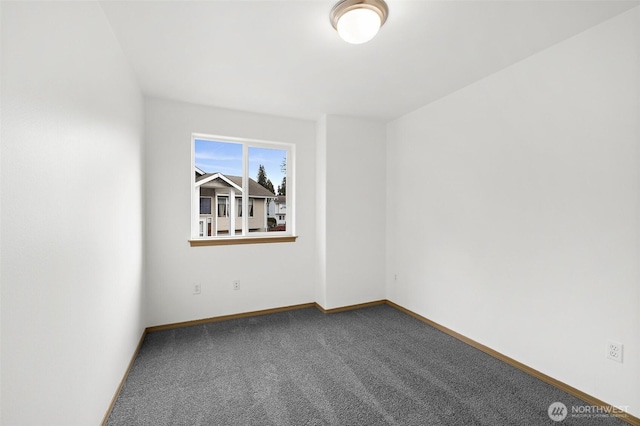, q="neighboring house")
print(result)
[266,195,286,231]
[195,170,275,236]
[273,196,286,226]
